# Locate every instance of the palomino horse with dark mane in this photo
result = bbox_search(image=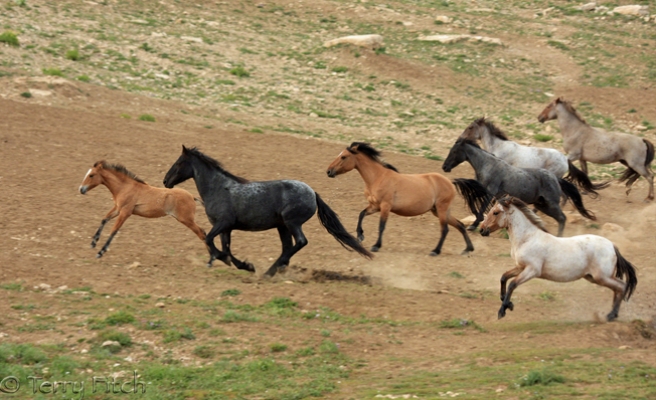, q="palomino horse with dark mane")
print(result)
[442,138,596,236]
[163,146,372,277]
[79,161,207,258]
[326,142,491,255]
[459,117,609,197]
[538,97,654,202]
[480,196,638,321]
